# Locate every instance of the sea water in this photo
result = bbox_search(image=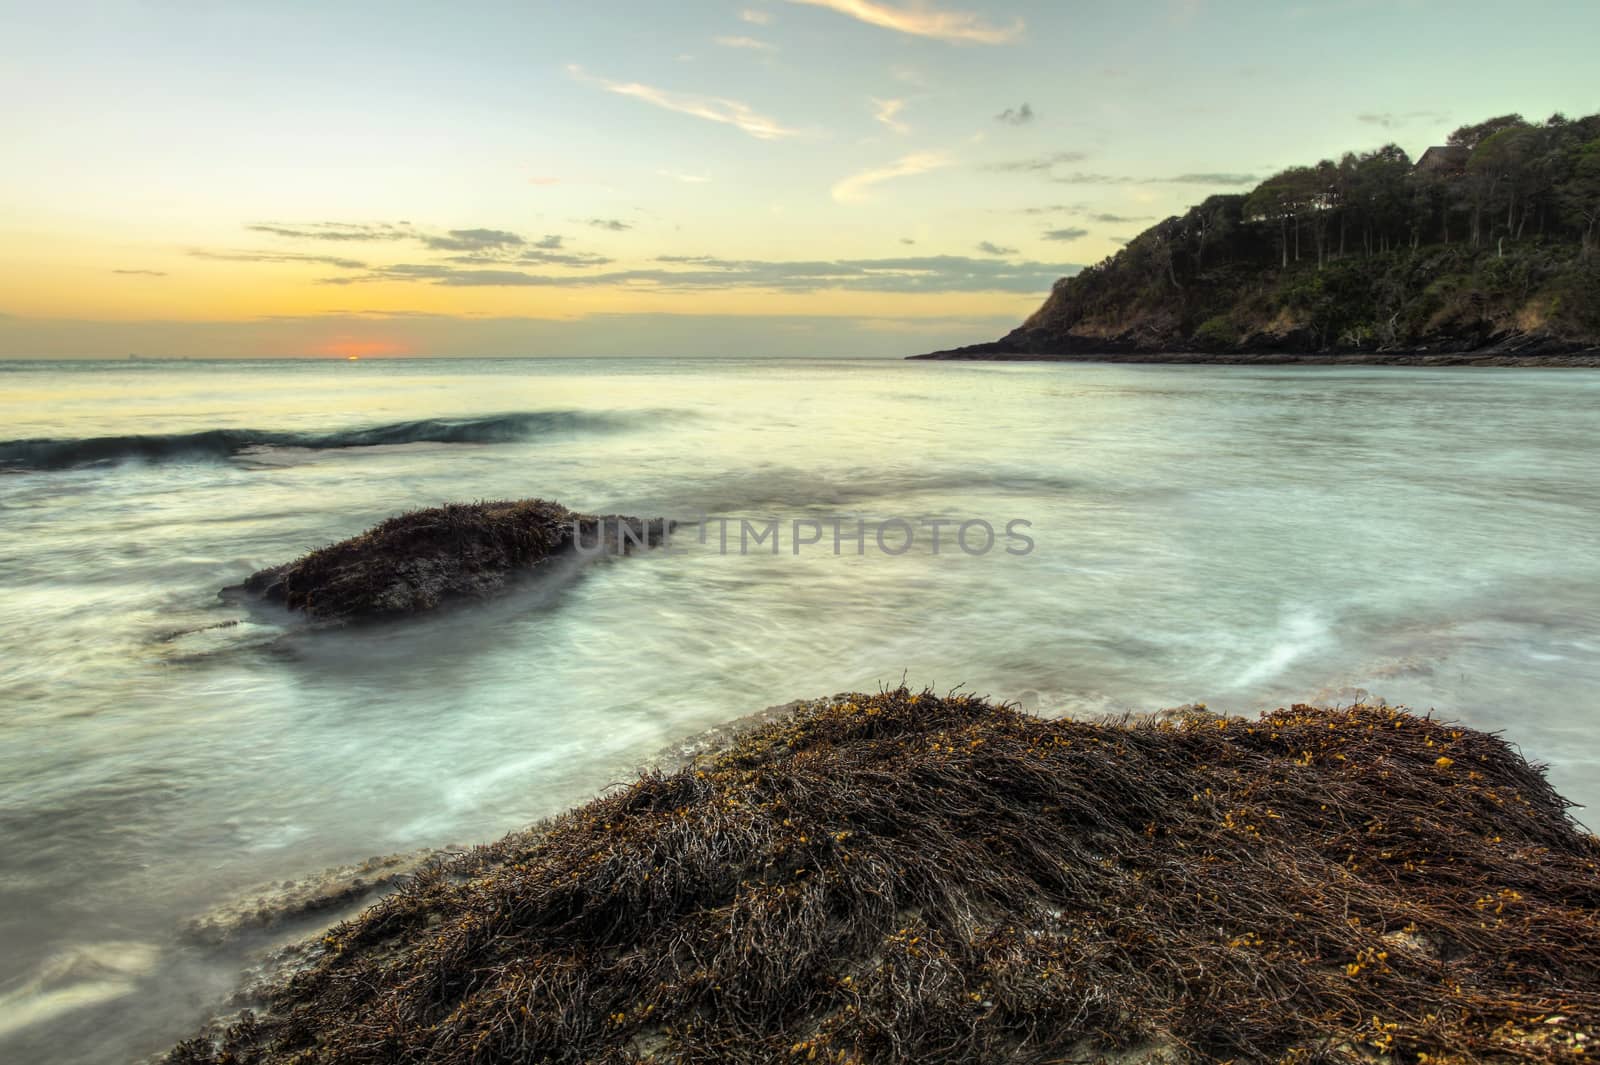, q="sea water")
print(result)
[2,356,1597,1062]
